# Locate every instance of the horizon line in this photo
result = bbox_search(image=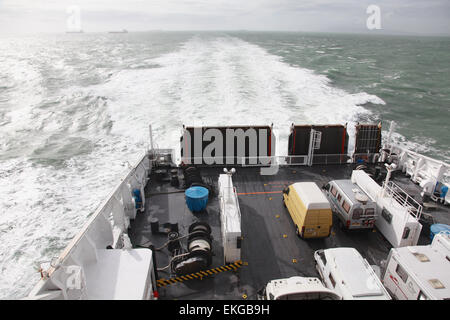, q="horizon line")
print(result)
[1,29,450,38]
